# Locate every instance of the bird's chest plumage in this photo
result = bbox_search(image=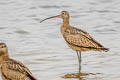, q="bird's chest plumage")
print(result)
[60,24,71,35]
